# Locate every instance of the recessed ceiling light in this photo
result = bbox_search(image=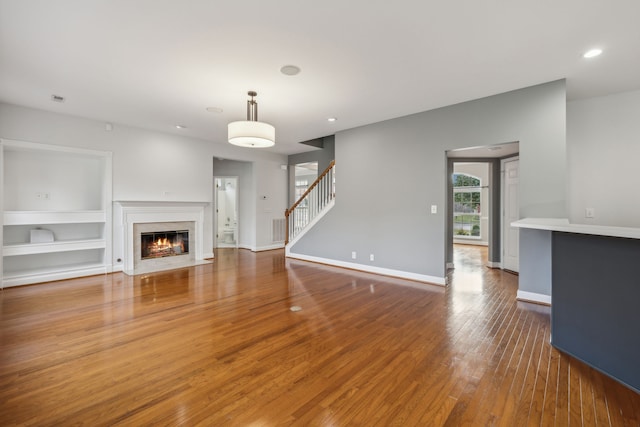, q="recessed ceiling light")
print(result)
[206,107,224,113]
[175,124,187,129]
[327,117,337,122]
[583,48,603,59]
[280,65,301,76]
